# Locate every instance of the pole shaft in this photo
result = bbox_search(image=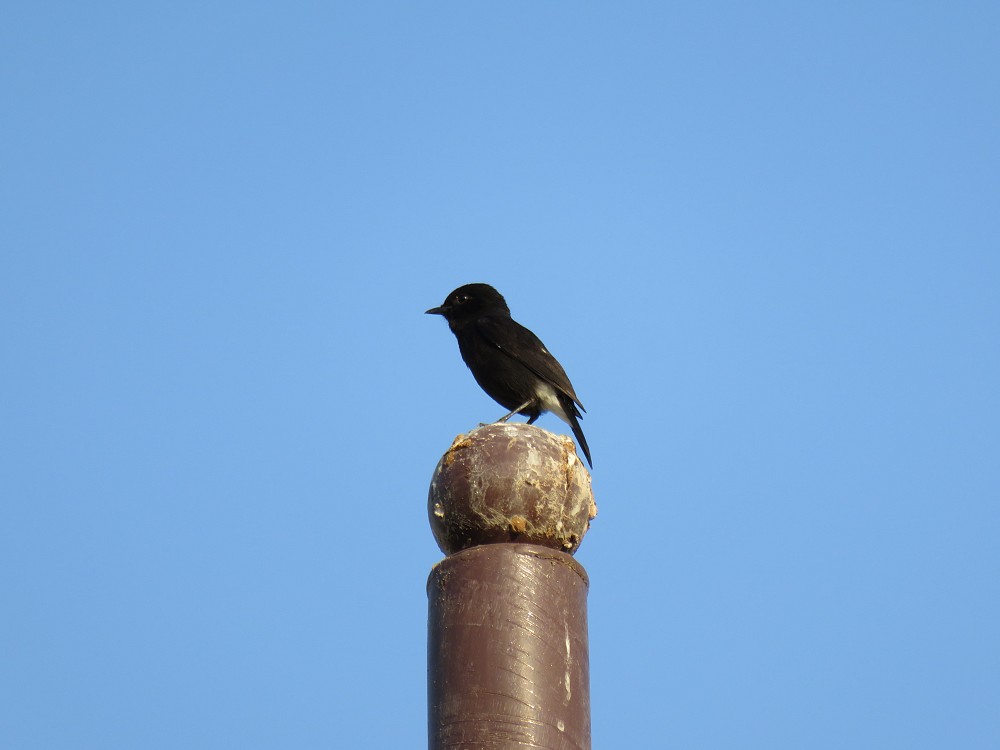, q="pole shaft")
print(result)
[428,544,590,750]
